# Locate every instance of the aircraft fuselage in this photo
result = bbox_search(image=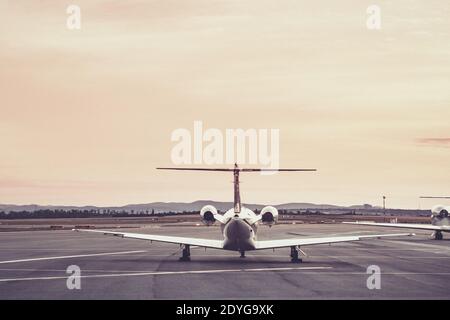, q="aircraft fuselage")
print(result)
[222,217,258,251]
